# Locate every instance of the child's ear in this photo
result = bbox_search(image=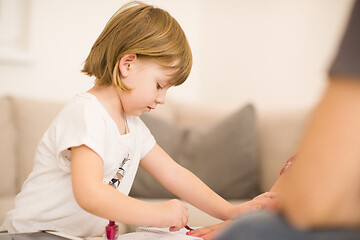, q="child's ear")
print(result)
[119,54,137,77]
